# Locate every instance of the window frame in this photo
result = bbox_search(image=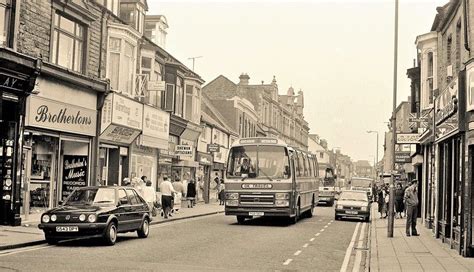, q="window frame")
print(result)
[51,11,86,73]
